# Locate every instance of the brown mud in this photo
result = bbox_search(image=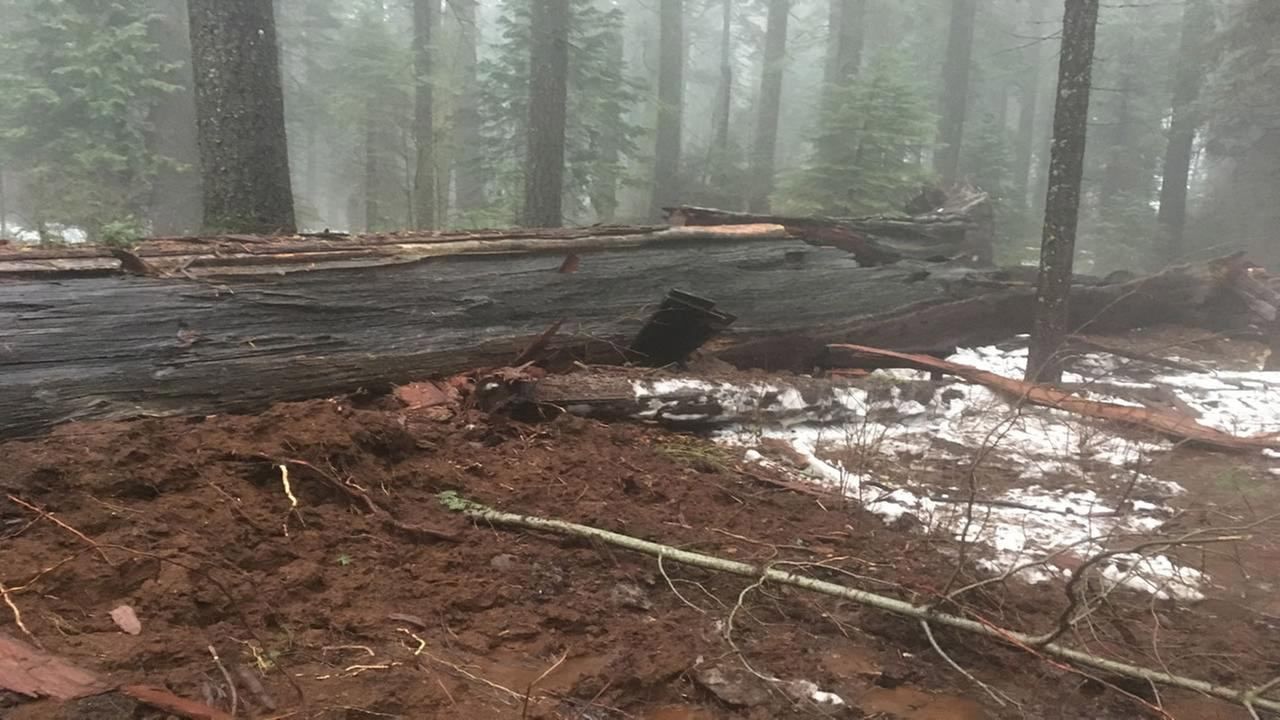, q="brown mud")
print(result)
[0,391,1273,719]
